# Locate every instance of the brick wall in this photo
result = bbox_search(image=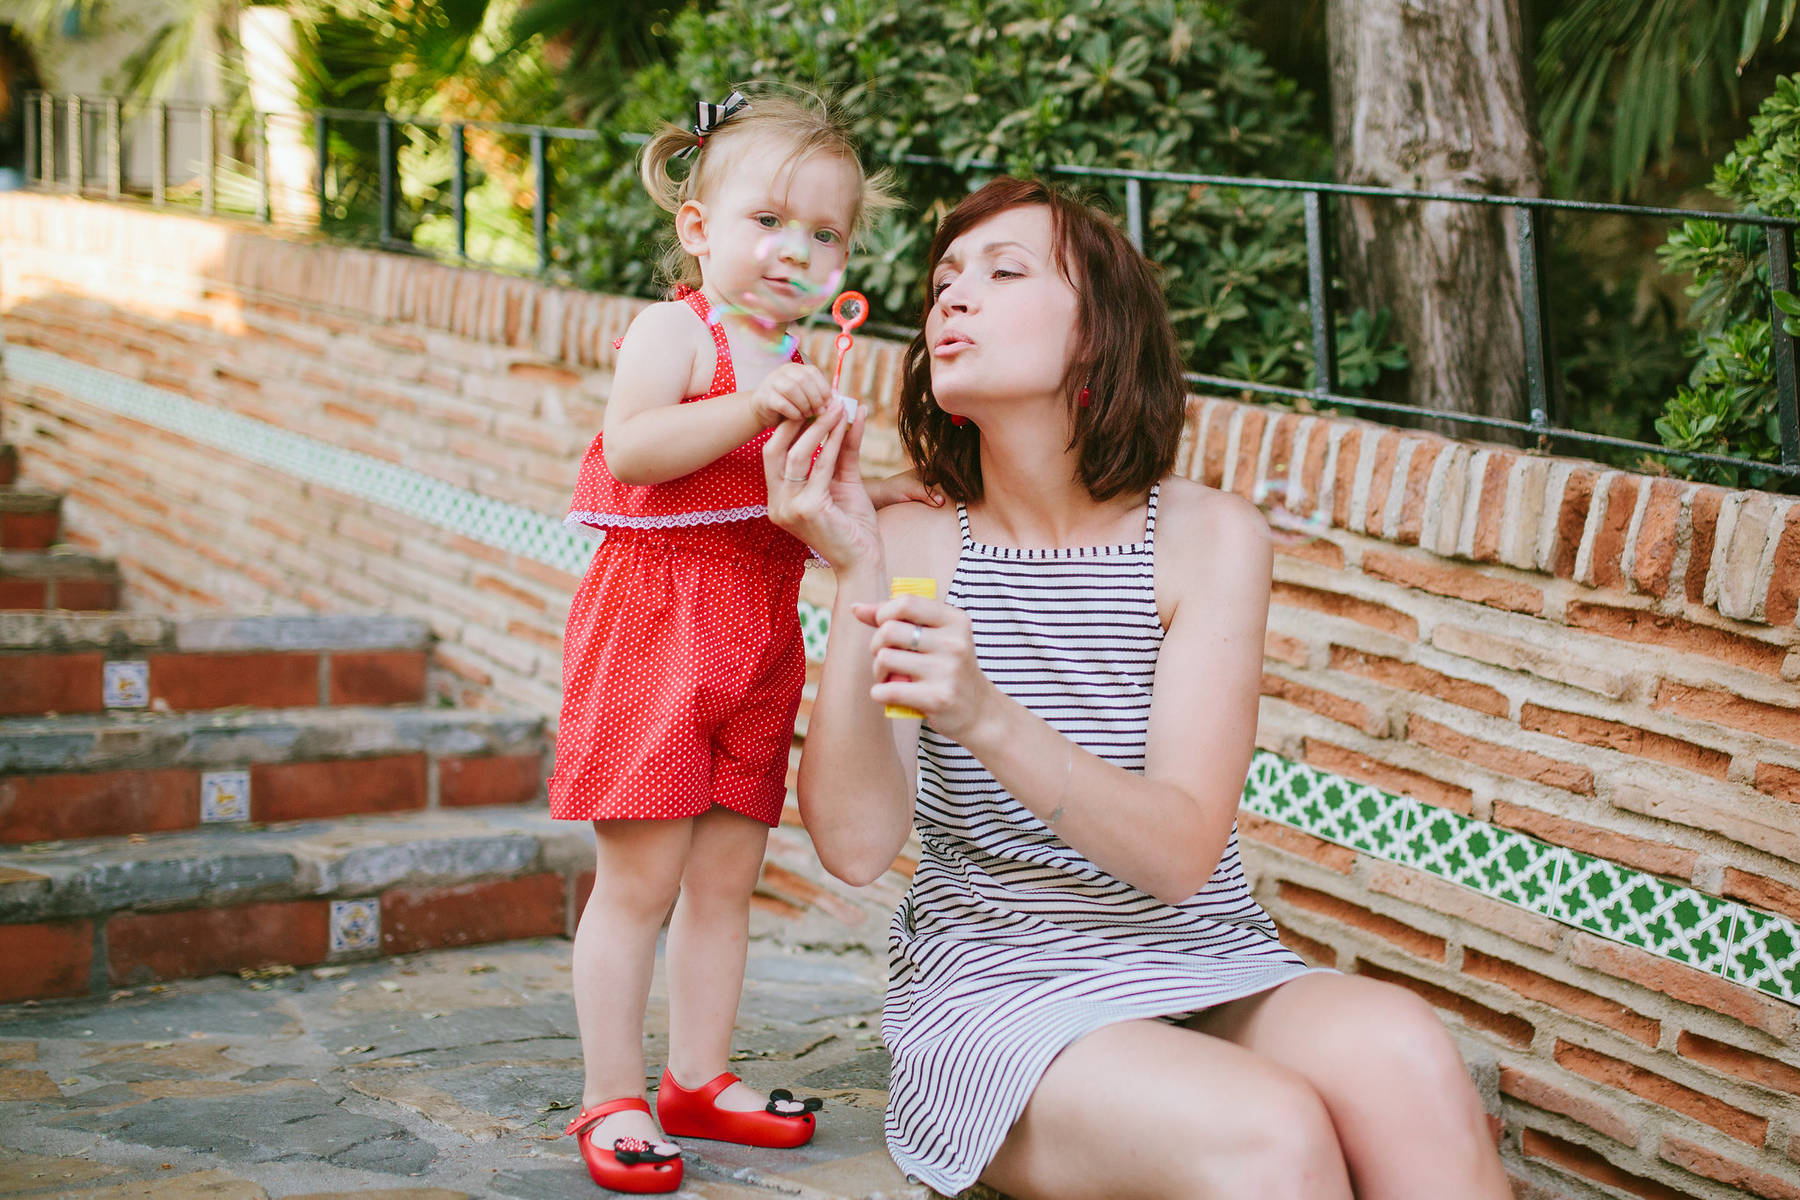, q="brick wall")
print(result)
[4,193,1799,1199]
